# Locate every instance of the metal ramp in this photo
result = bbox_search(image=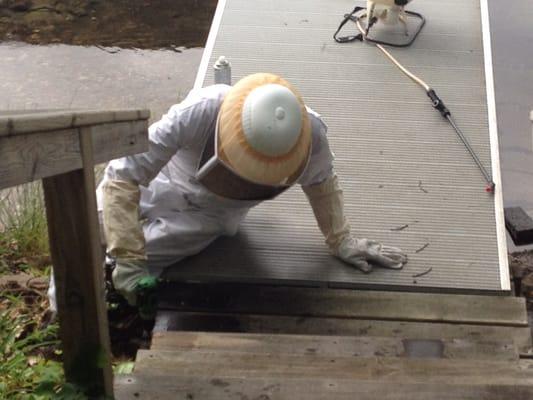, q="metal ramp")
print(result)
[163,0,509,293]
